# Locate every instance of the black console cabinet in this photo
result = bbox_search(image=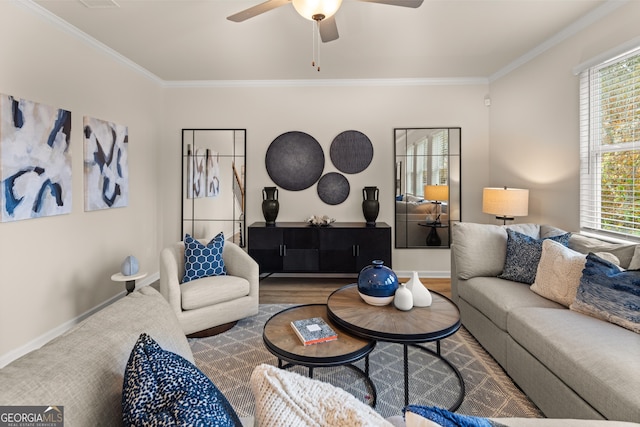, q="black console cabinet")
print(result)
[248,222,392,274]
